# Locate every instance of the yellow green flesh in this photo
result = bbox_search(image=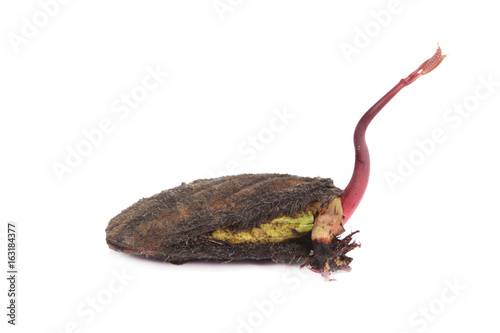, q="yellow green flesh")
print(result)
[210,213,314,244]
